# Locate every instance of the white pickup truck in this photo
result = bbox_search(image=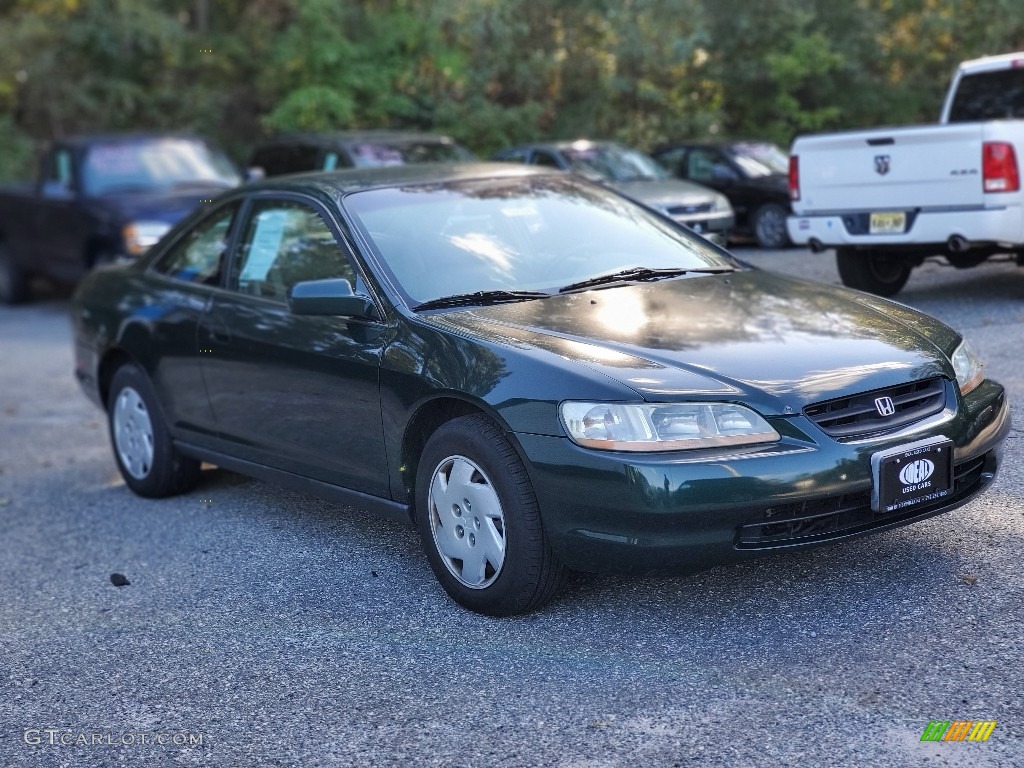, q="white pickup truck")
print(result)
[787,51,1024,295]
